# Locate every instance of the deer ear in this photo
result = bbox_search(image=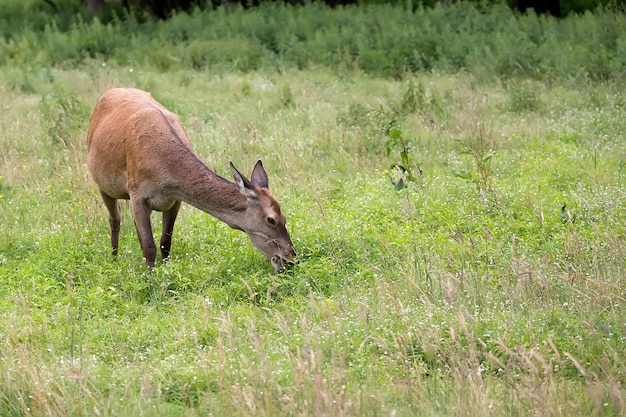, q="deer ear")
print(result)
[250,160,269,189]
[230,162,258,199]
